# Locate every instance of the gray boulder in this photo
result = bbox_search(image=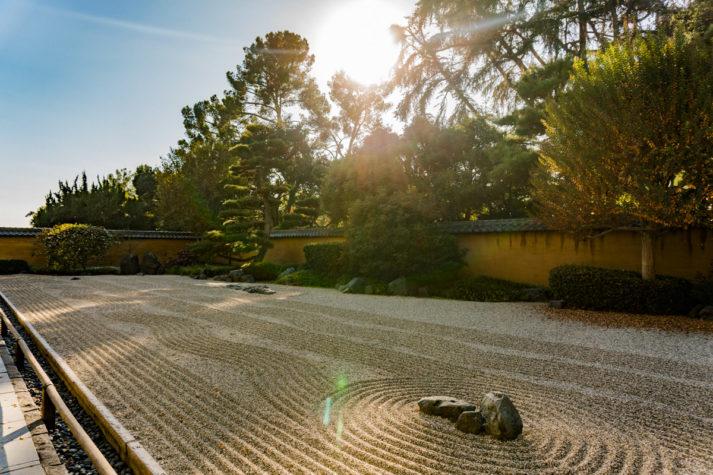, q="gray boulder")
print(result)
[141,252,164,275]
[120,254,140,275]
[418,396,476,420]
[340,277,367,294]
[244,285,276,295]
[212,274,231,282]
[699,305,713,321]
[480,392,523,441]
[388,277,410,296]
[455,410,484,434]
[229,269,244,281]
[227,283,276,295]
